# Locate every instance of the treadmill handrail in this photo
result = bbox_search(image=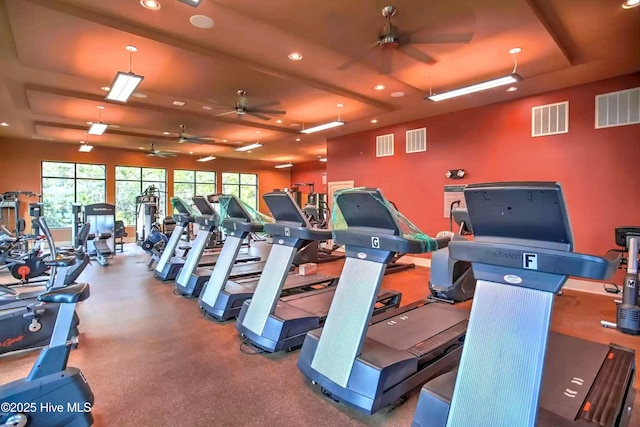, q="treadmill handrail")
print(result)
[448,240,621,280]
